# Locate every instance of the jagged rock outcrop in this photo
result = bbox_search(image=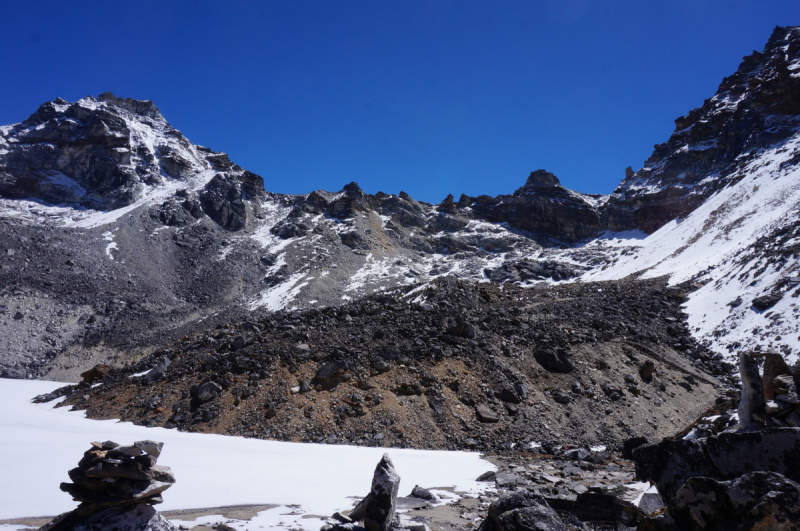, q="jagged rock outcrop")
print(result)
[664,471,800,531]
[0,92,265,225]
[465,170,607,242]
[605,25,800,233]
